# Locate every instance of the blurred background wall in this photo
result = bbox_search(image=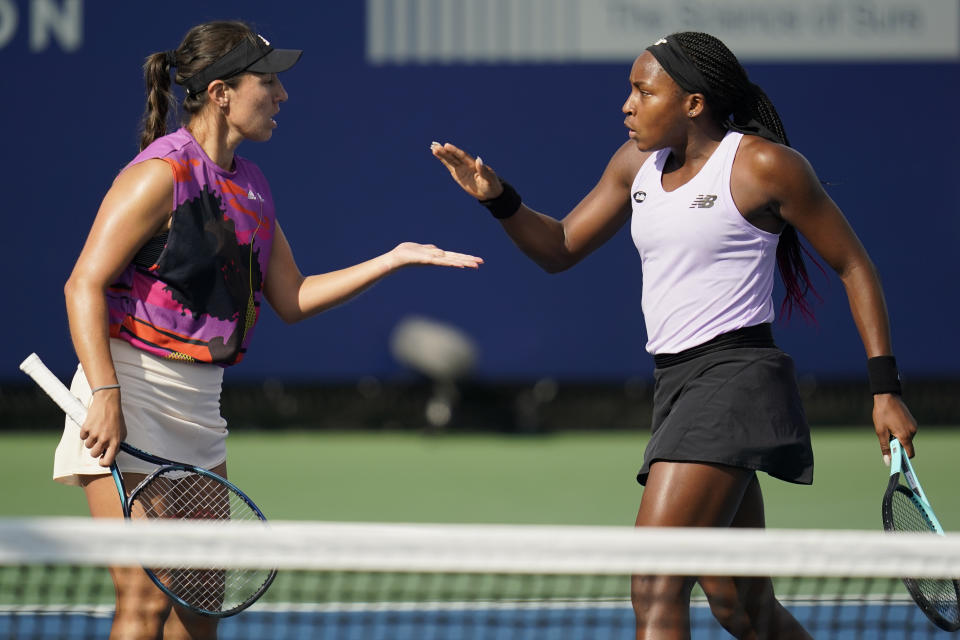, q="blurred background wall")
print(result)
[2,0,957,429]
